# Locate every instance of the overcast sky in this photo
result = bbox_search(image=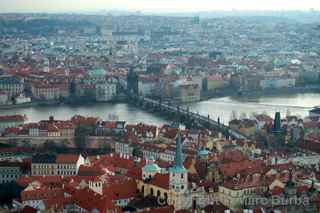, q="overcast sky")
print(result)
[0,0,320,13]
